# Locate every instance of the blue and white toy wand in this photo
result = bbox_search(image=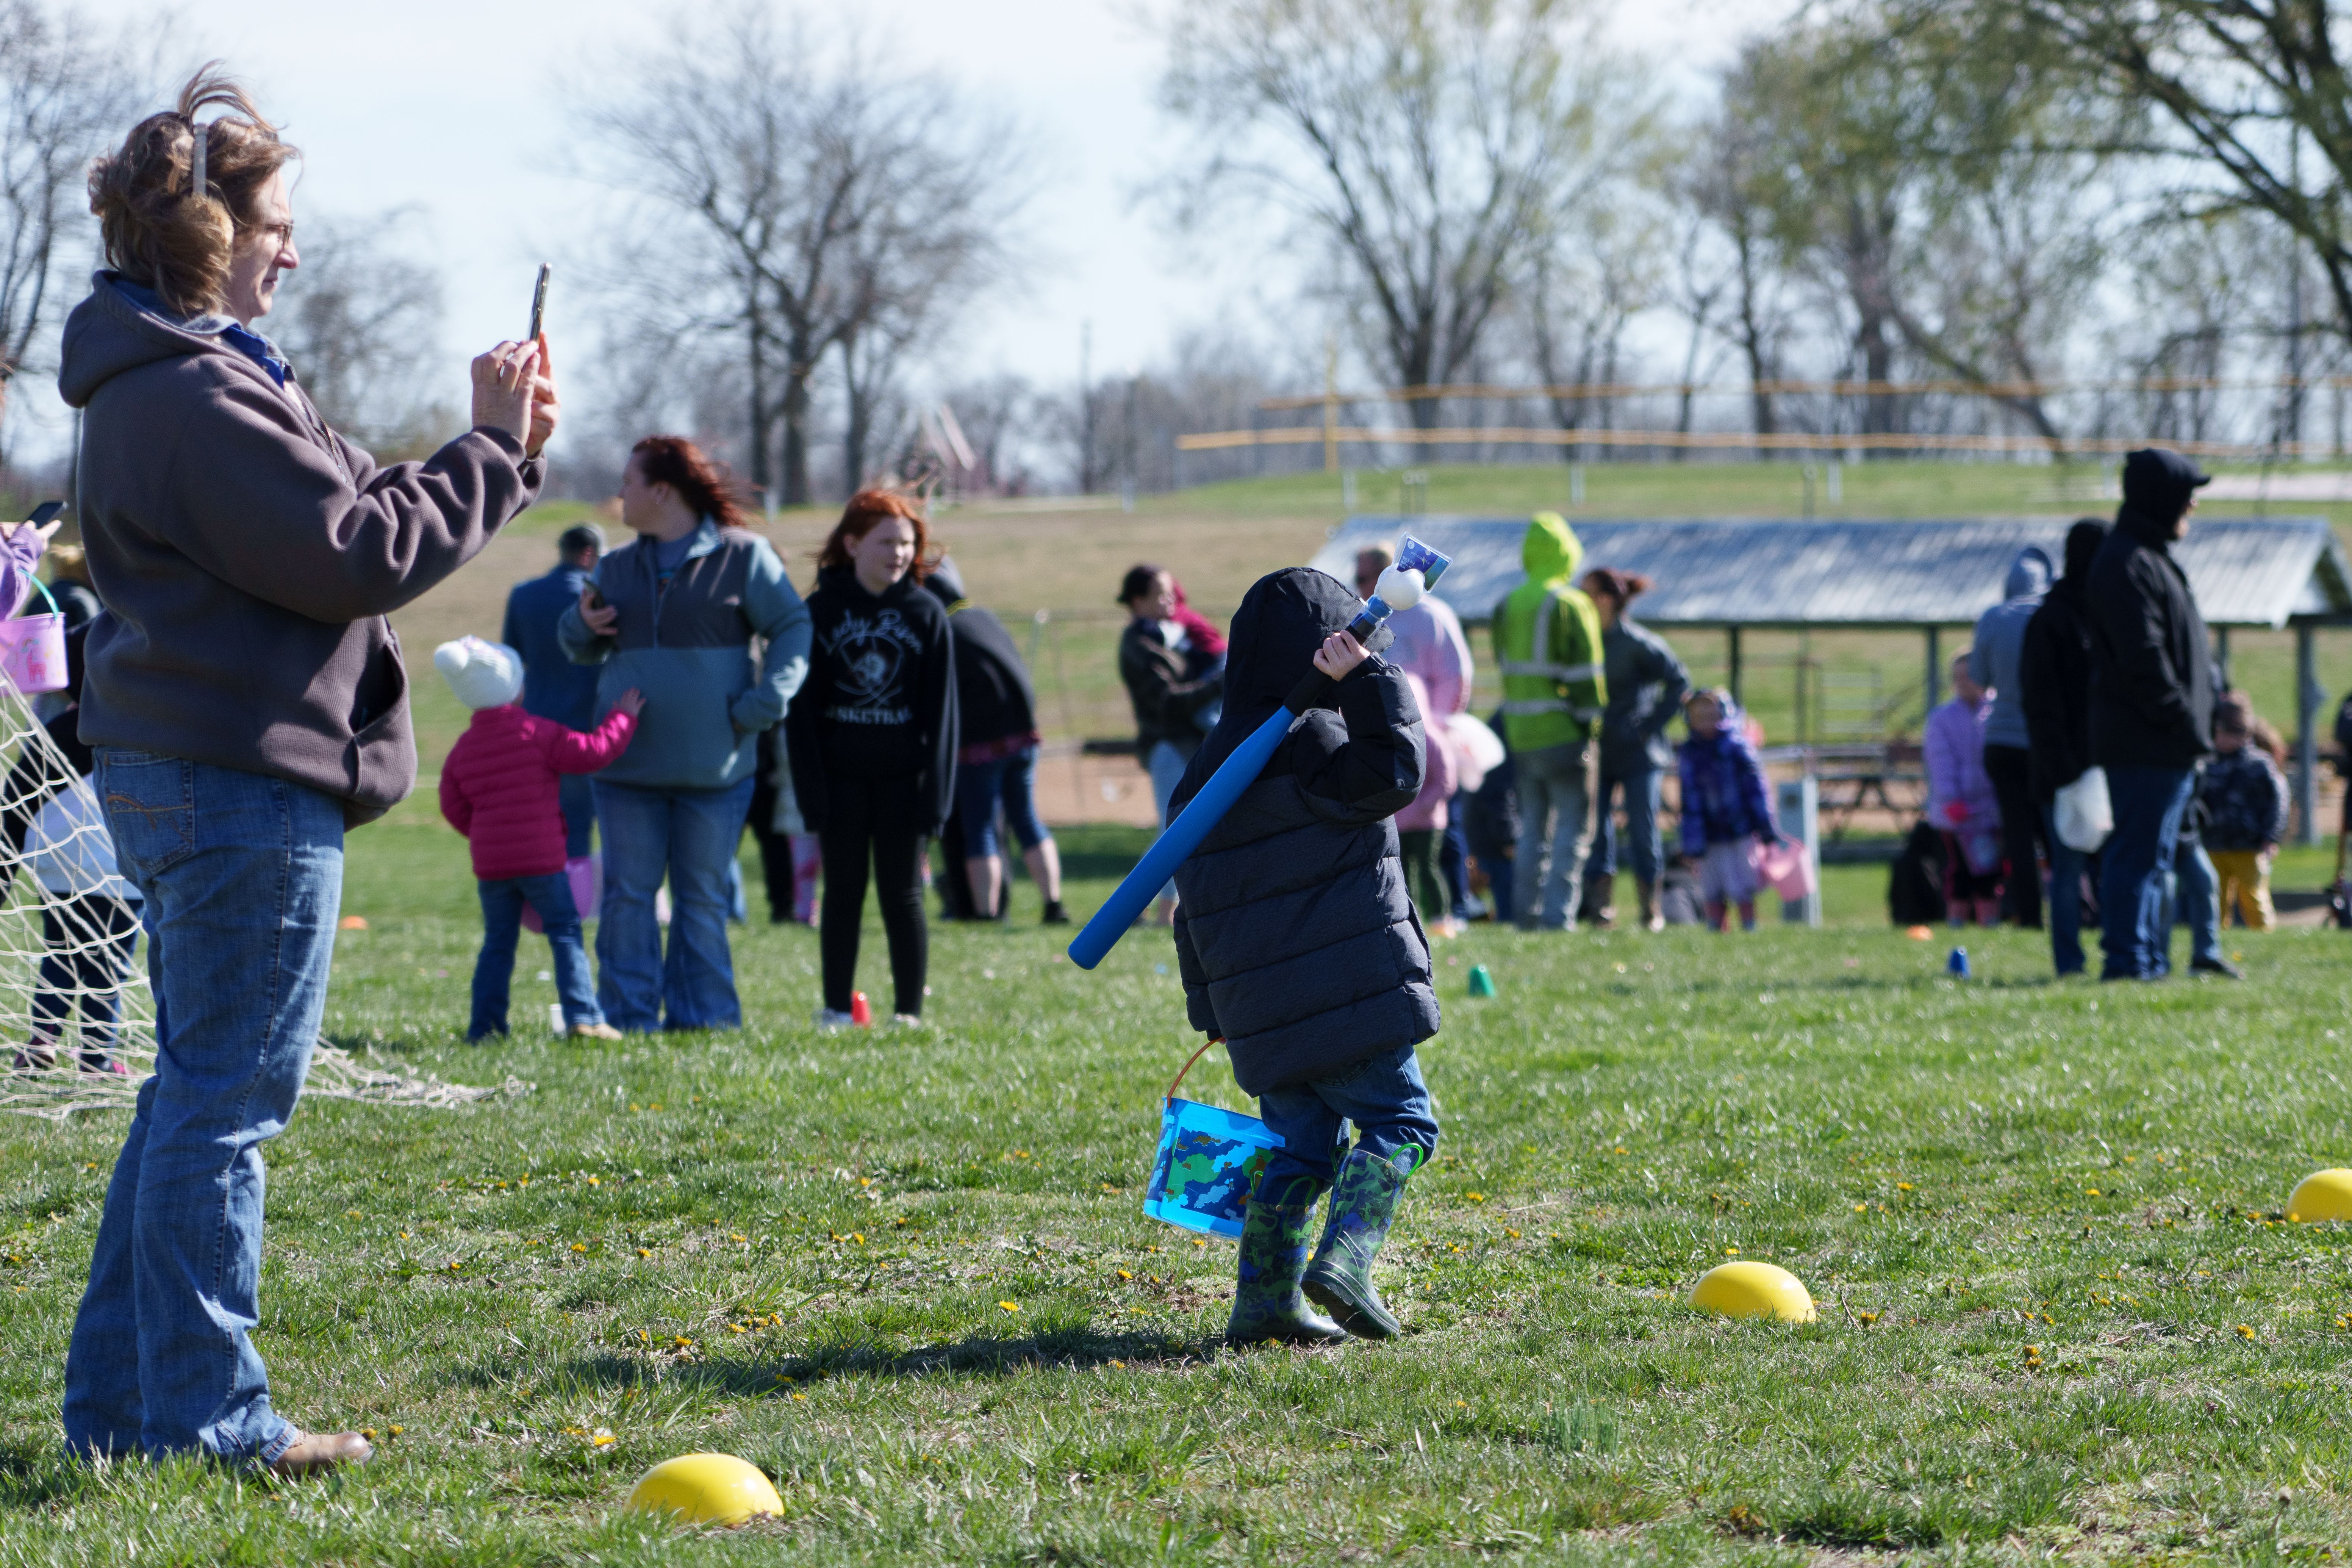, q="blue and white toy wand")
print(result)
[1068,536,1453,969]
